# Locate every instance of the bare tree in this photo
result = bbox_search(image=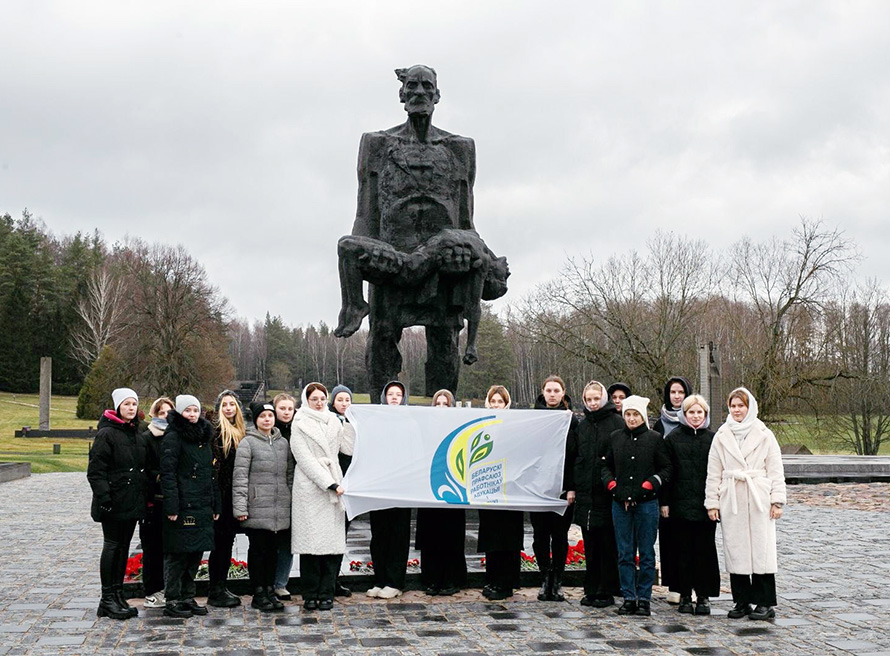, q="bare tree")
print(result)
[517,231,716,400]
[117,239,233,399]
[723,217,858,415]
[70,266,125,368]
[819,280,890,454]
